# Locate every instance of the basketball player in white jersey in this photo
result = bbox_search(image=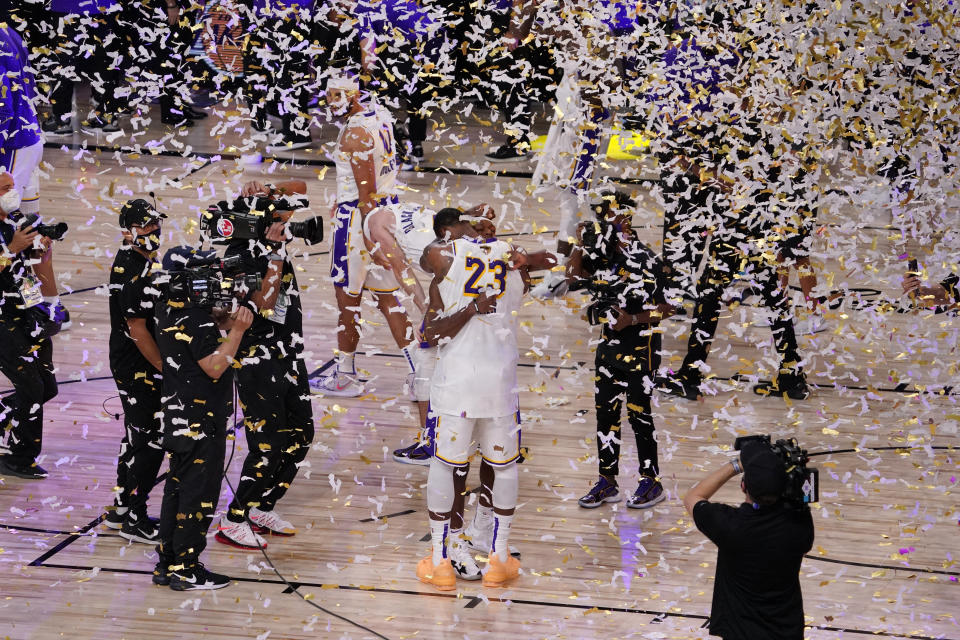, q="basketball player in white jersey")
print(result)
[416,223,555,590]
[310,74,420,397]
[362,201,497,465]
